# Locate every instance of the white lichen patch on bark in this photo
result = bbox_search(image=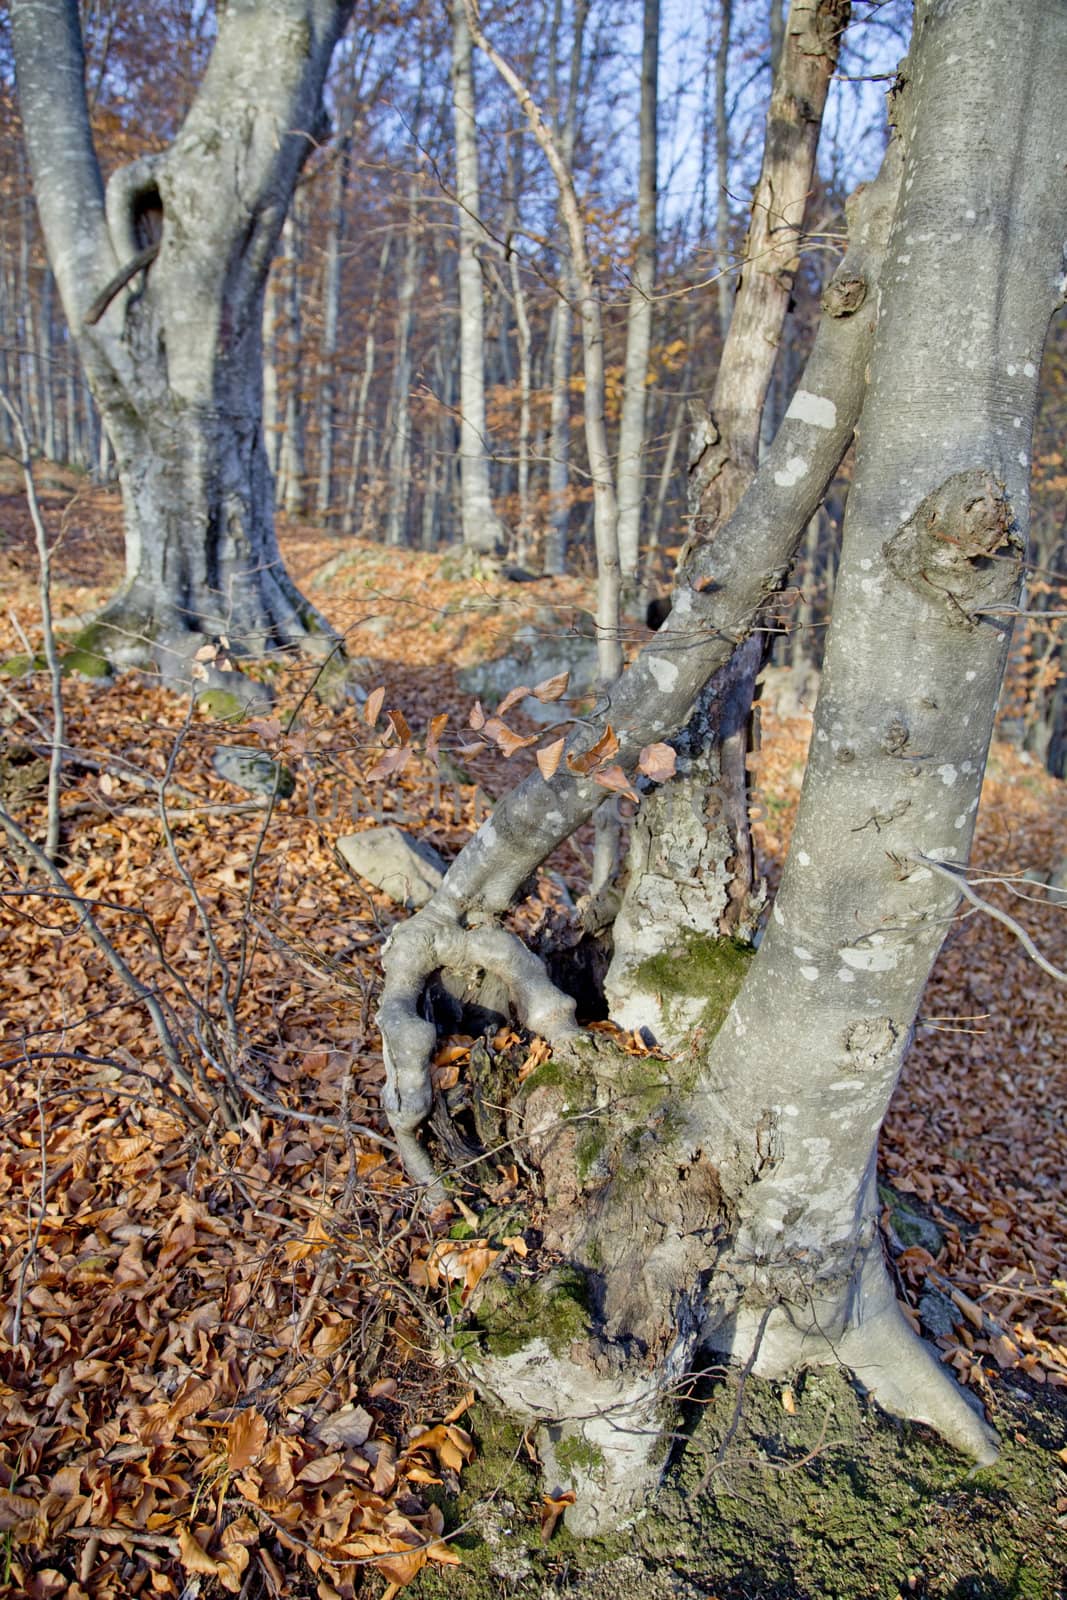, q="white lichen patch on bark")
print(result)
[785,388,838,429]
[773,455,810,487]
